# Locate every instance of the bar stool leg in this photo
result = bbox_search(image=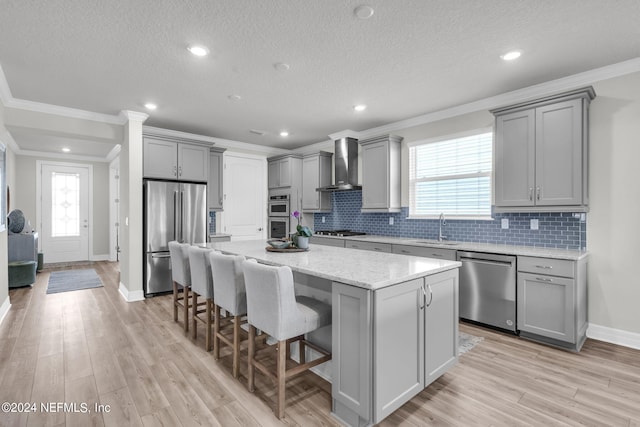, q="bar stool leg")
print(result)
[173,281,178,322]
[299,339,305,364]
[248,325,256,393]
[192,292,198,339]
[276,340,287,419]
[183,286,190,333]
[205,299,213,352]
[213,305,221,359]
[232,316,241,378]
